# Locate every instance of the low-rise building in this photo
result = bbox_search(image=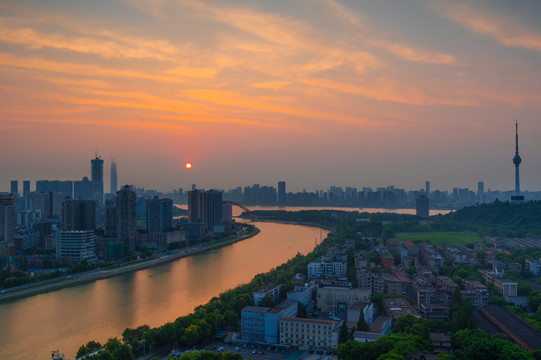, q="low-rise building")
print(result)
[382,298,418,326]
[526,259,541,277]
[347,301,374,327]
[279,317,338,349]
[308,261,347,279]
[241,299,298,343]
[287,285,315,311]
[254,284,282,305]
[56,230,97,262]
[383,273,402,295]
[462,281,489,310]
[316,286,370,315]
[353,331,383,343]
